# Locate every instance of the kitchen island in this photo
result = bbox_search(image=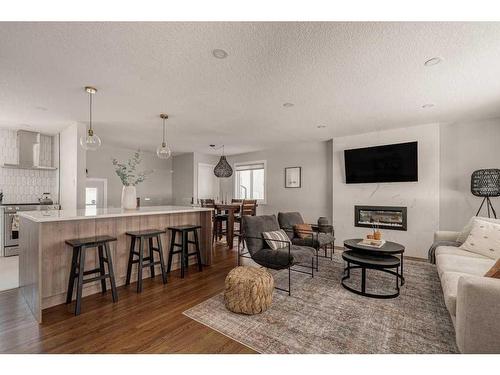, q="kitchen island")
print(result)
[18,205,213,323]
